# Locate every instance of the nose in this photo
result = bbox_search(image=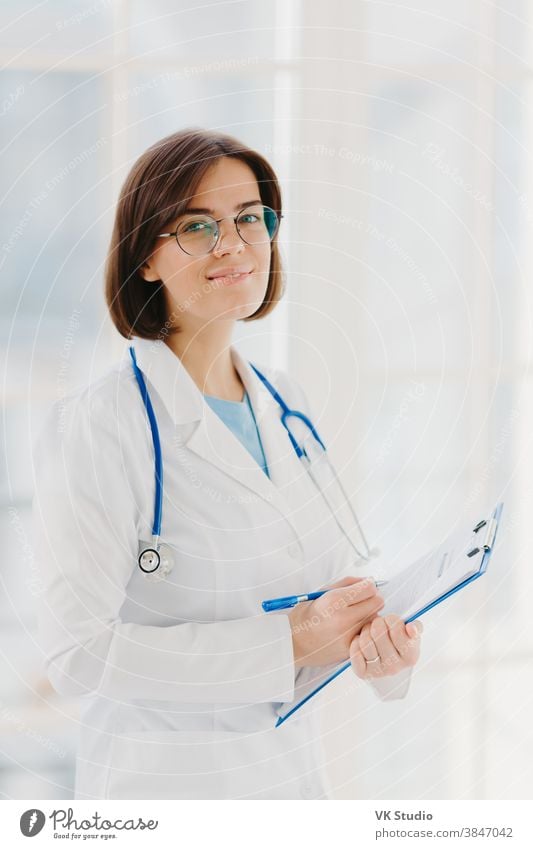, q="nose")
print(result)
[212,217,245,256]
